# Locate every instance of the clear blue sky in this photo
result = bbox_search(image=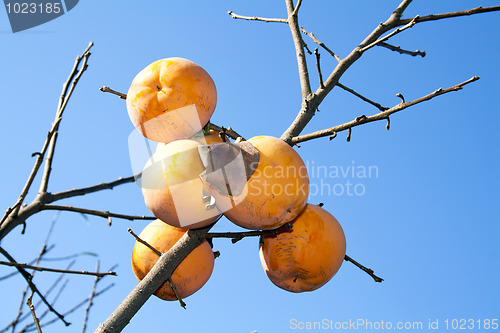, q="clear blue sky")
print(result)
[1,1,499,332]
